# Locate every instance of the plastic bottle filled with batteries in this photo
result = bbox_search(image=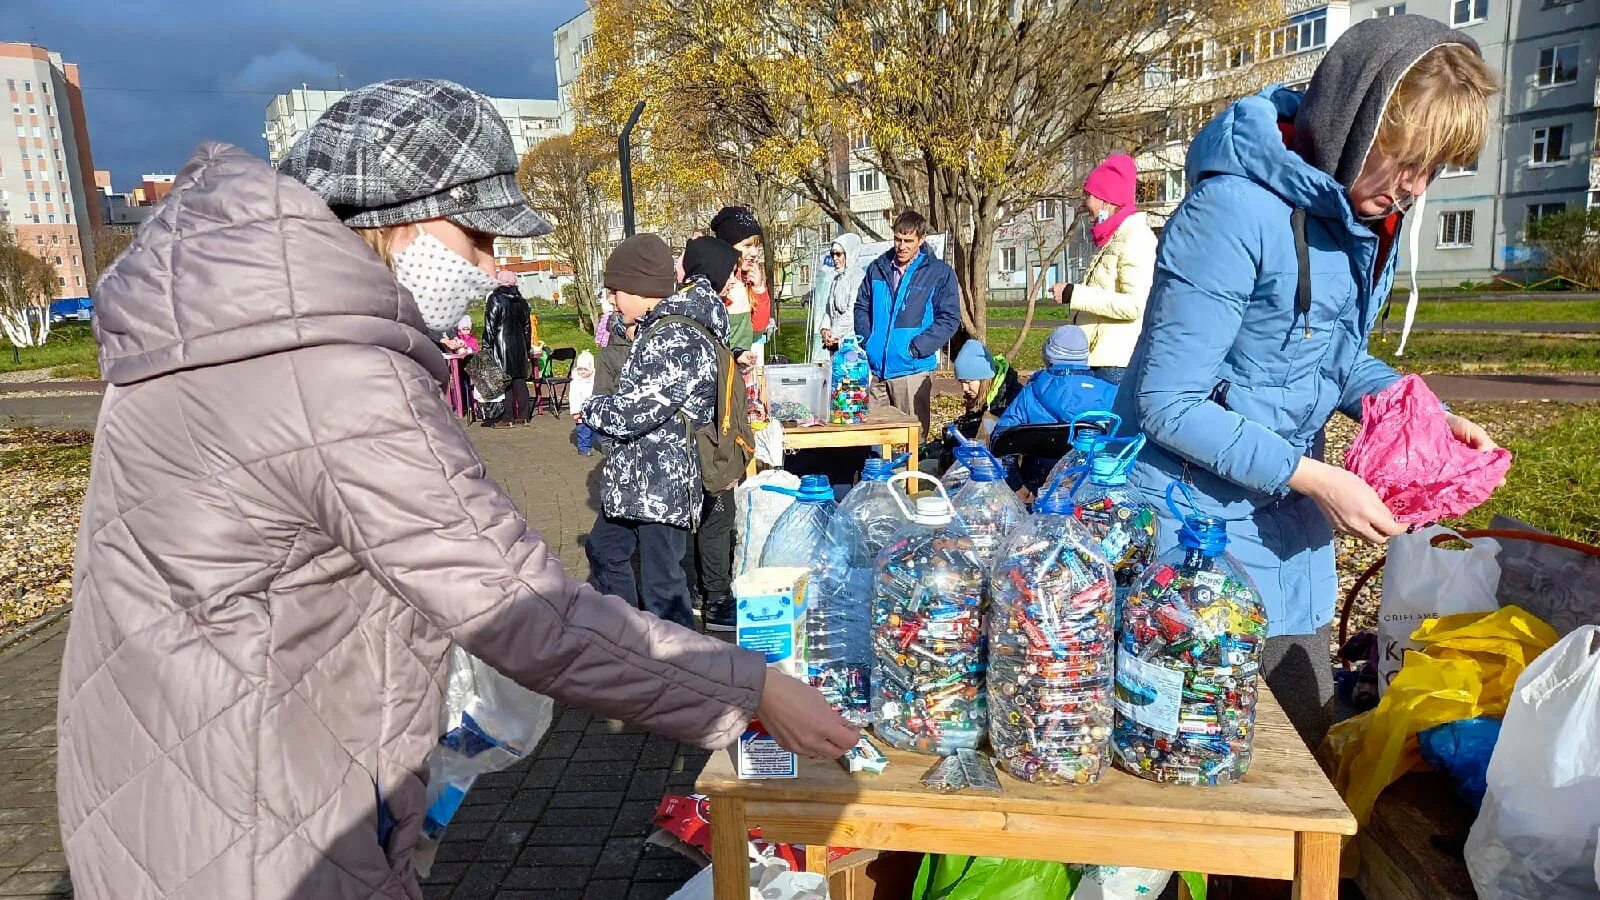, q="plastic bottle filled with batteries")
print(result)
[951,448,1027,572]
[872,473,989,755]
[807,456,909,724]
[987,478,1117,785]
[1069,435,1158,602]
[1112,482,1267,786]
[1042,411,1120,501]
